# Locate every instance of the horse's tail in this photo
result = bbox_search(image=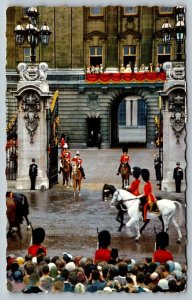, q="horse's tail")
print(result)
[173,200,183,226]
